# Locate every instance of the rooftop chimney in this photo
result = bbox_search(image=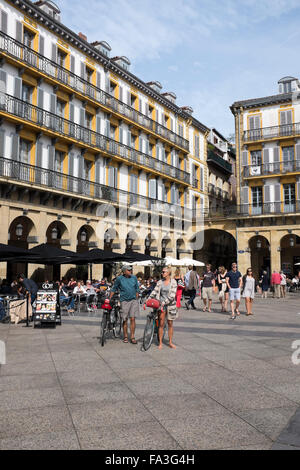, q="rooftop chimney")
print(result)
[78,32,87,42]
